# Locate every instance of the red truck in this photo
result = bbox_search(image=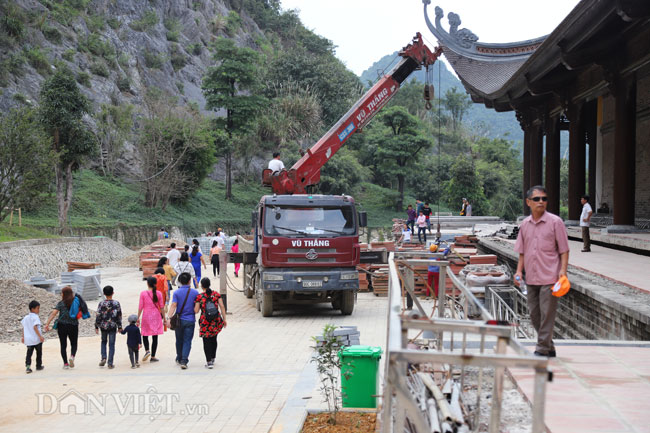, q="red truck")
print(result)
[244,34,441,316]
